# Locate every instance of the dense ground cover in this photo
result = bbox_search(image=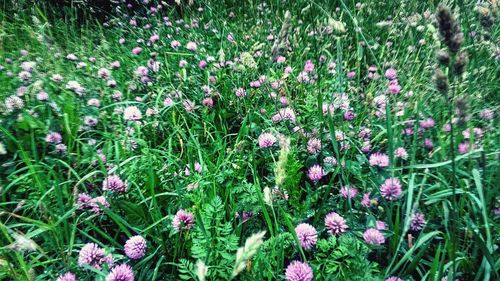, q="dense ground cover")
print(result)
[0,0,499,280]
